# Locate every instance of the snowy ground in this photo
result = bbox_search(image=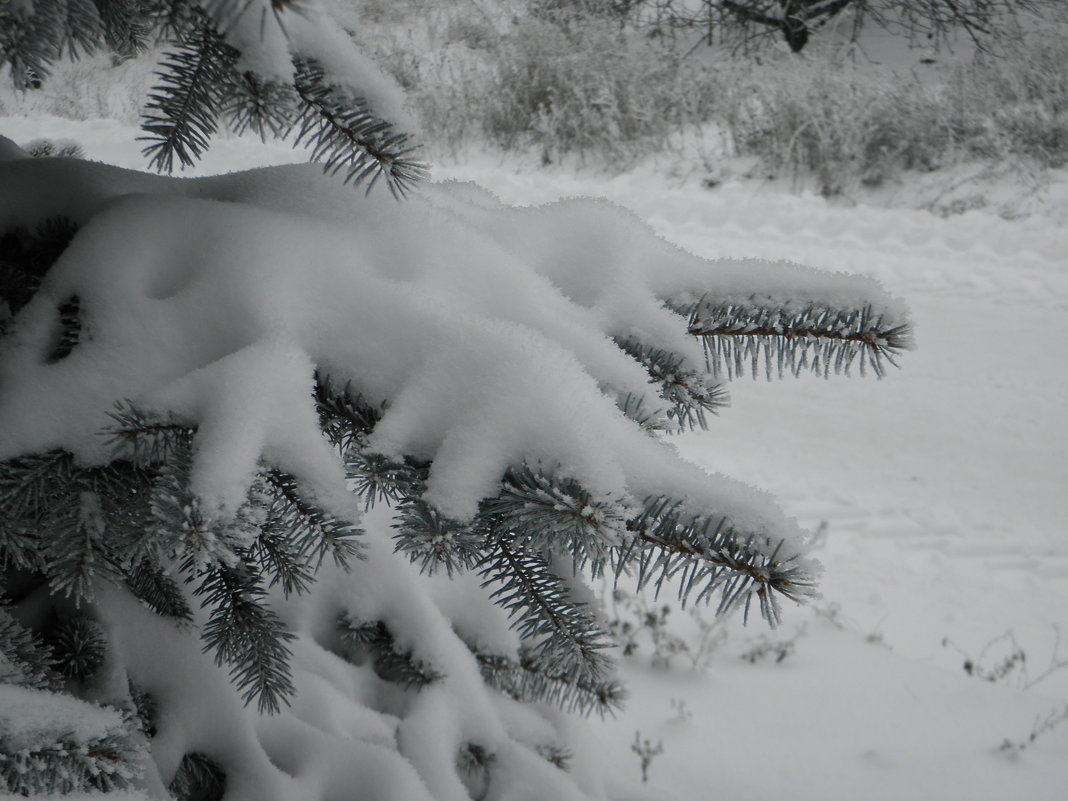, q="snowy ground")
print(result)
[2,112,1067,800]
[439,159,1068,801]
